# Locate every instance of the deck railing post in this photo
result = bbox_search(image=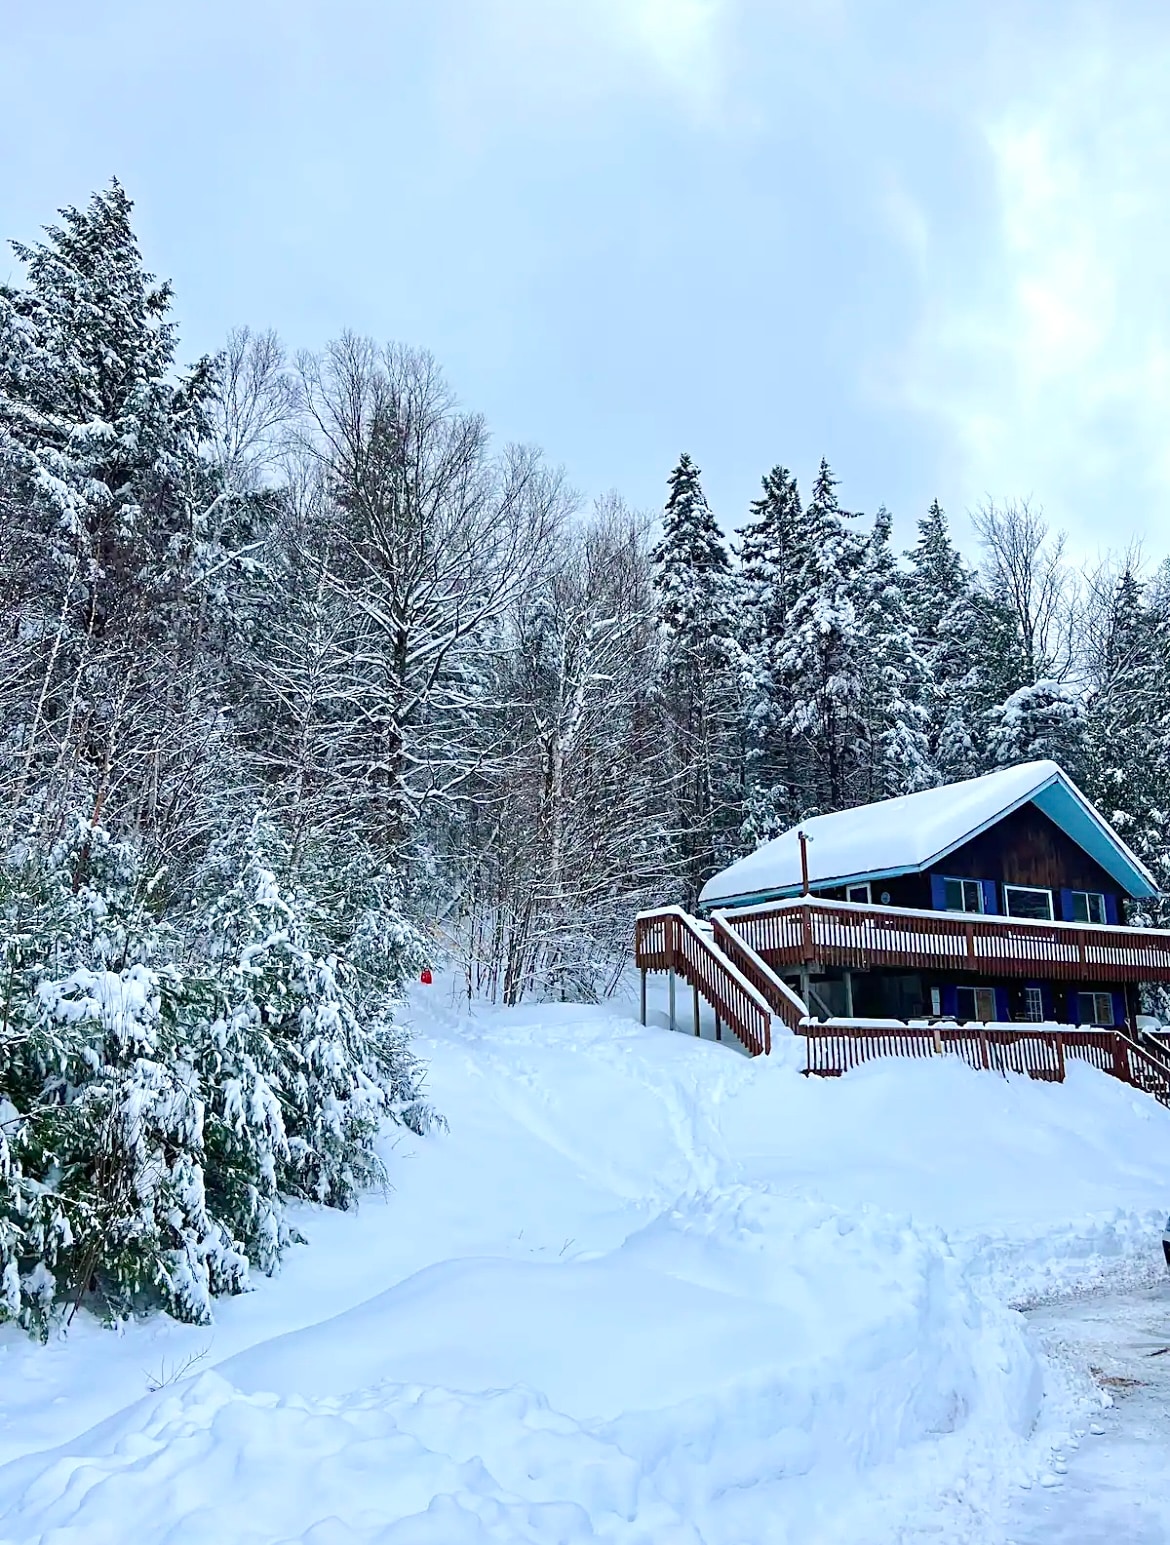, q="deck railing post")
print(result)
[791,902,809,957]
[1110,1031,1130,1084]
